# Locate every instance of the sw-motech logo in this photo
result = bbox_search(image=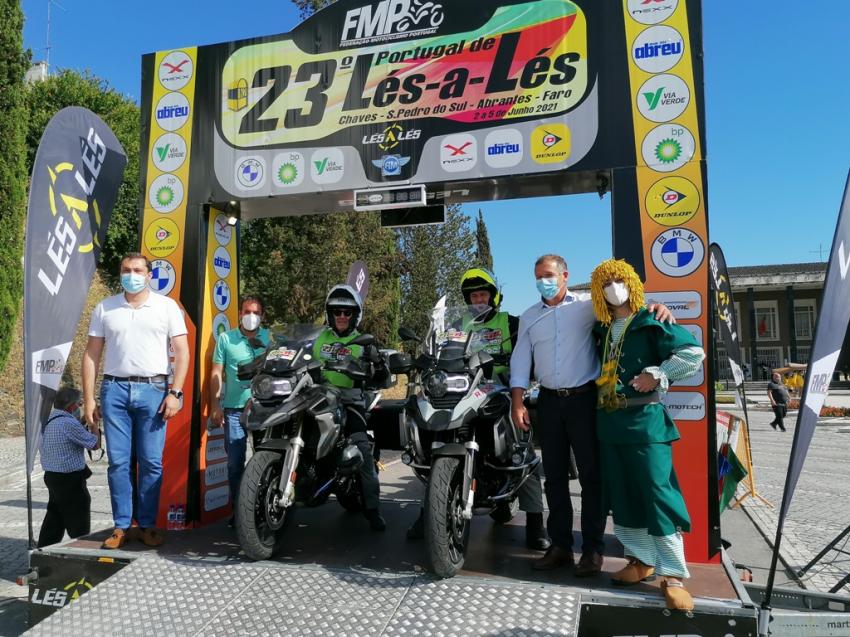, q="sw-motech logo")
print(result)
[362,123,421,151]
[341,0,445,47]
[662,391,705,421]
